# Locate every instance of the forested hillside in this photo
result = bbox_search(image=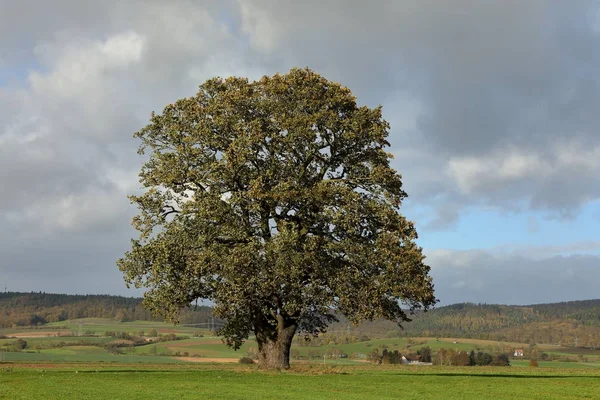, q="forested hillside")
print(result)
[396,300,600,347]
[2,292,599,348]
[0,292,213,328]
[330,300,600,348]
